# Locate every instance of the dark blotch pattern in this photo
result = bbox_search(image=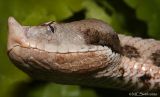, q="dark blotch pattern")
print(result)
[139,74,151,83]
[139,74,152,90]
[118,67,125,80]
[122,45,140,58]
[151,50,160,67]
